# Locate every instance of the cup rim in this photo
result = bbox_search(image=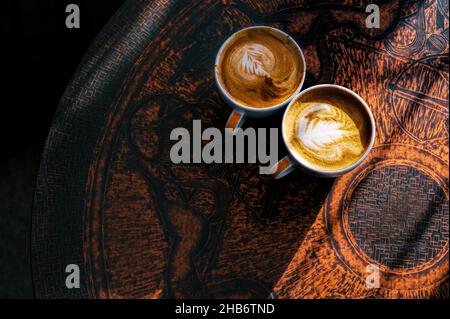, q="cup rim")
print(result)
[214,25,306,113]
[281,84,376,176]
